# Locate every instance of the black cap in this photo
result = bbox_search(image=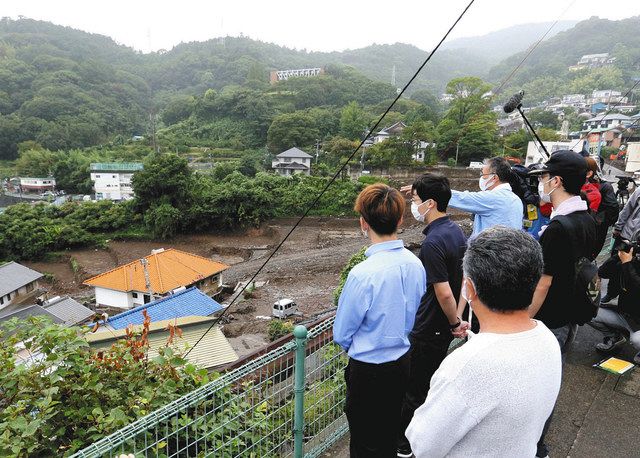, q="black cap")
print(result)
[528,150,587,179]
